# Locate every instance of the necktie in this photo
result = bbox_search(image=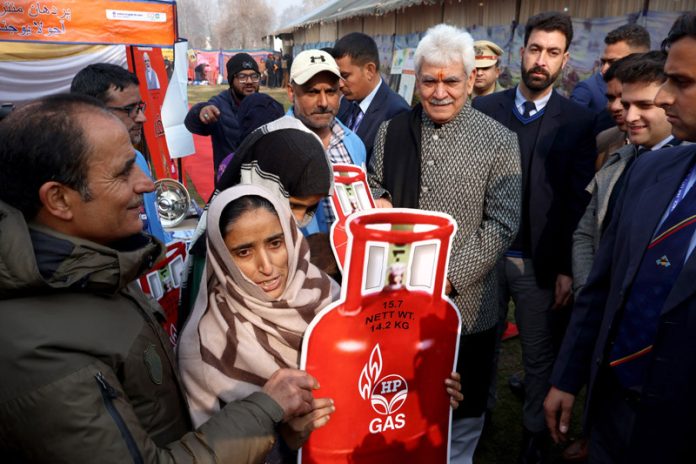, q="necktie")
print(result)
[349,102,364,132]
[522,100,536,118]
[609,166,696,388]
